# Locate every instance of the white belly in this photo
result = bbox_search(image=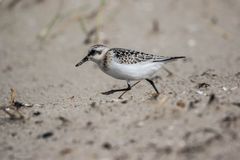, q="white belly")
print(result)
[100,62,163,80]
